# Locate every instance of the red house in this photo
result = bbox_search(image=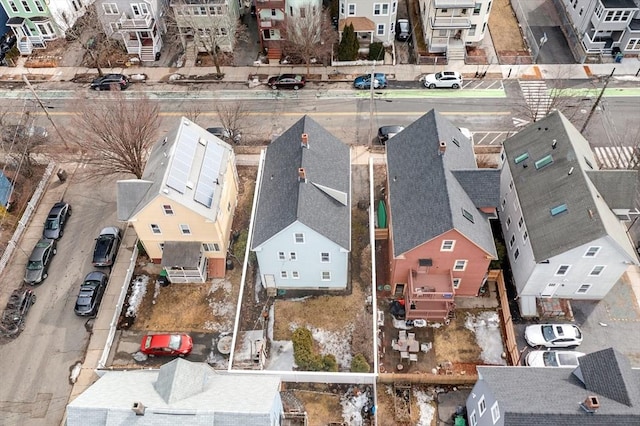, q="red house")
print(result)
[385,110,501,321]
